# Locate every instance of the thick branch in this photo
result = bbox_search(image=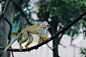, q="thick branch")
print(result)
[0,11,85,52]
